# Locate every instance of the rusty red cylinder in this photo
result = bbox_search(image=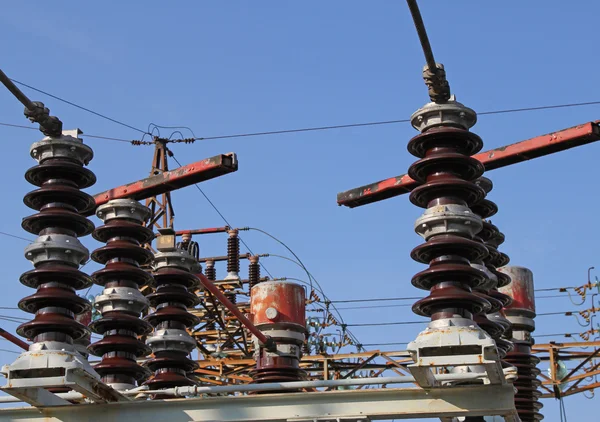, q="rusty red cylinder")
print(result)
[250,280,307,384]
[251,280,306,330]
[498,266,536,318]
